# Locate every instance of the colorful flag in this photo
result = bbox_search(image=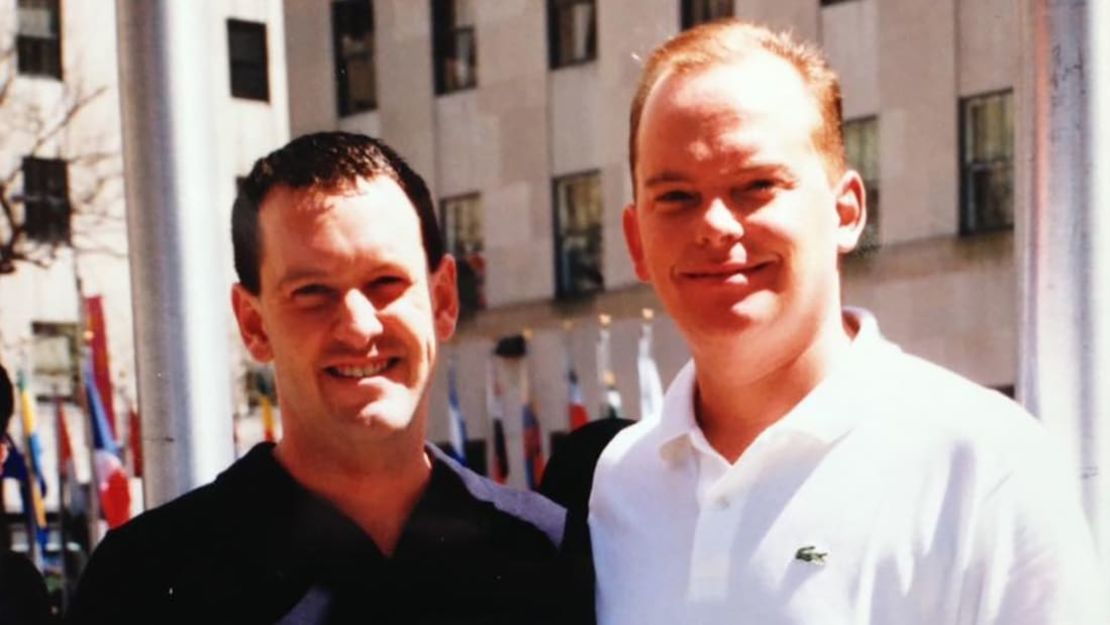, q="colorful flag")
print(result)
[563,322,590,431]
[84,359,131,529]
[85,296,117,437]
[638,309,665,422]
[445,357,468,464]
[127,404,144,478]
[597,315,622,419]
[518,333,545,489]
[253,370,278,443]
[260,395,277,443]
[486,359,509,484]
[56,396,91,560]
[567,369,590,431]
[16,371,48,534]
[2,436,48,557]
